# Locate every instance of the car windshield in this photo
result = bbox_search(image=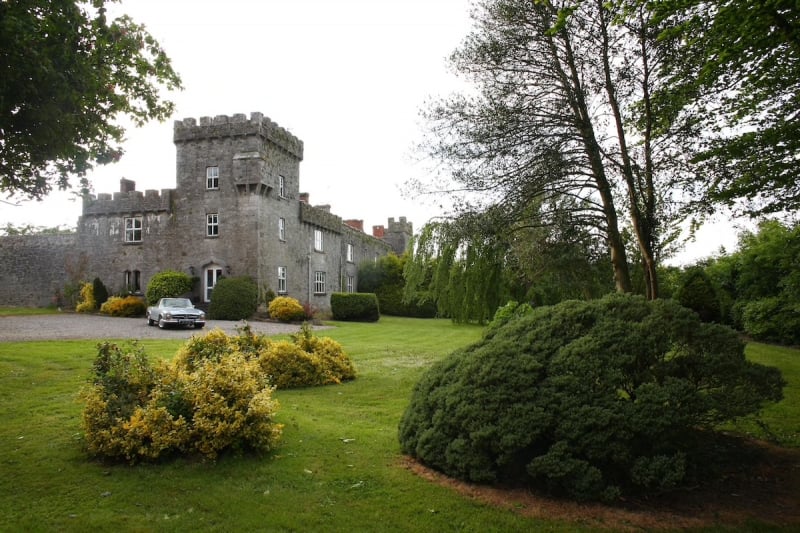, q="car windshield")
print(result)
[164,298,192,308]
